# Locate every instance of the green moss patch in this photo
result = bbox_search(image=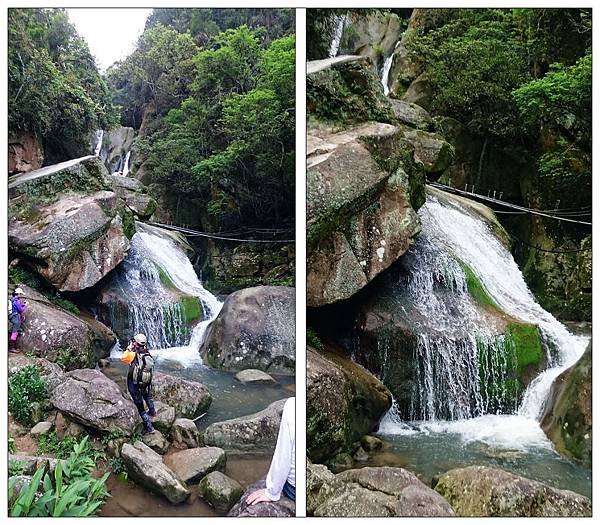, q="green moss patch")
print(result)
[506,323,544,372]
[461,262,499,311]
[179,296,202,323]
